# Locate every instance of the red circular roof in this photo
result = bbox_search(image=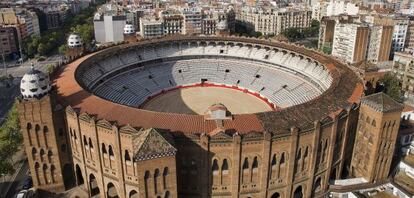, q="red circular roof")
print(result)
[54,36,364,135]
